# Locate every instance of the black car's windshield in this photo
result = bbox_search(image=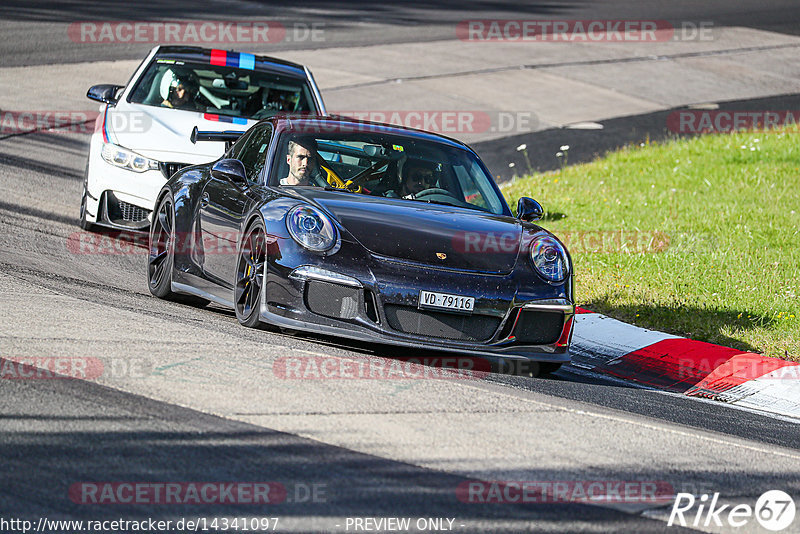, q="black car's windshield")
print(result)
[128,58,317,119]
[271,129,508,215]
